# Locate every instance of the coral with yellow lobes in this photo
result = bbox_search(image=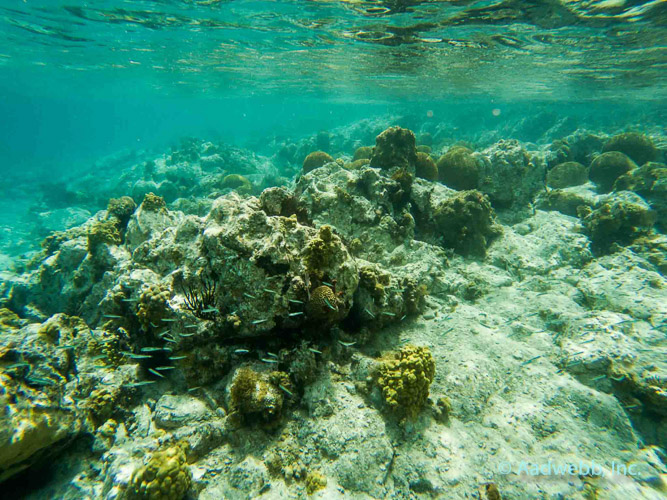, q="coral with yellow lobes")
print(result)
[302,225,337,276]
[141,192,167,212]
[305,471,327,494]
[131,444,192,500]
[137,284,172,329]
[87,219,121,254]
[376,345,435,420]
